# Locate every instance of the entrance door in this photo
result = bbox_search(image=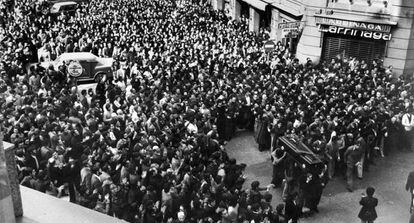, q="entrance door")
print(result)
[240,0,249,20]
[322,35,386,63]
[259,5,272,32]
